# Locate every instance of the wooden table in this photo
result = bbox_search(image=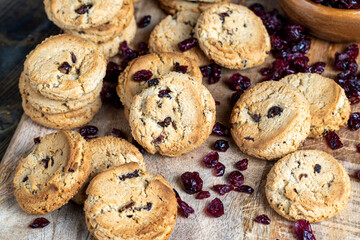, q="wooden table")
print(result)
[0,0,359,239]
